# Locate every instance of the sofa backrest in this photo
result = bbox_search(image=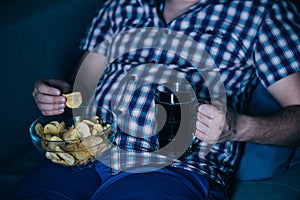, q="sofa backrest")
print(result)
[0,0,101,162]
